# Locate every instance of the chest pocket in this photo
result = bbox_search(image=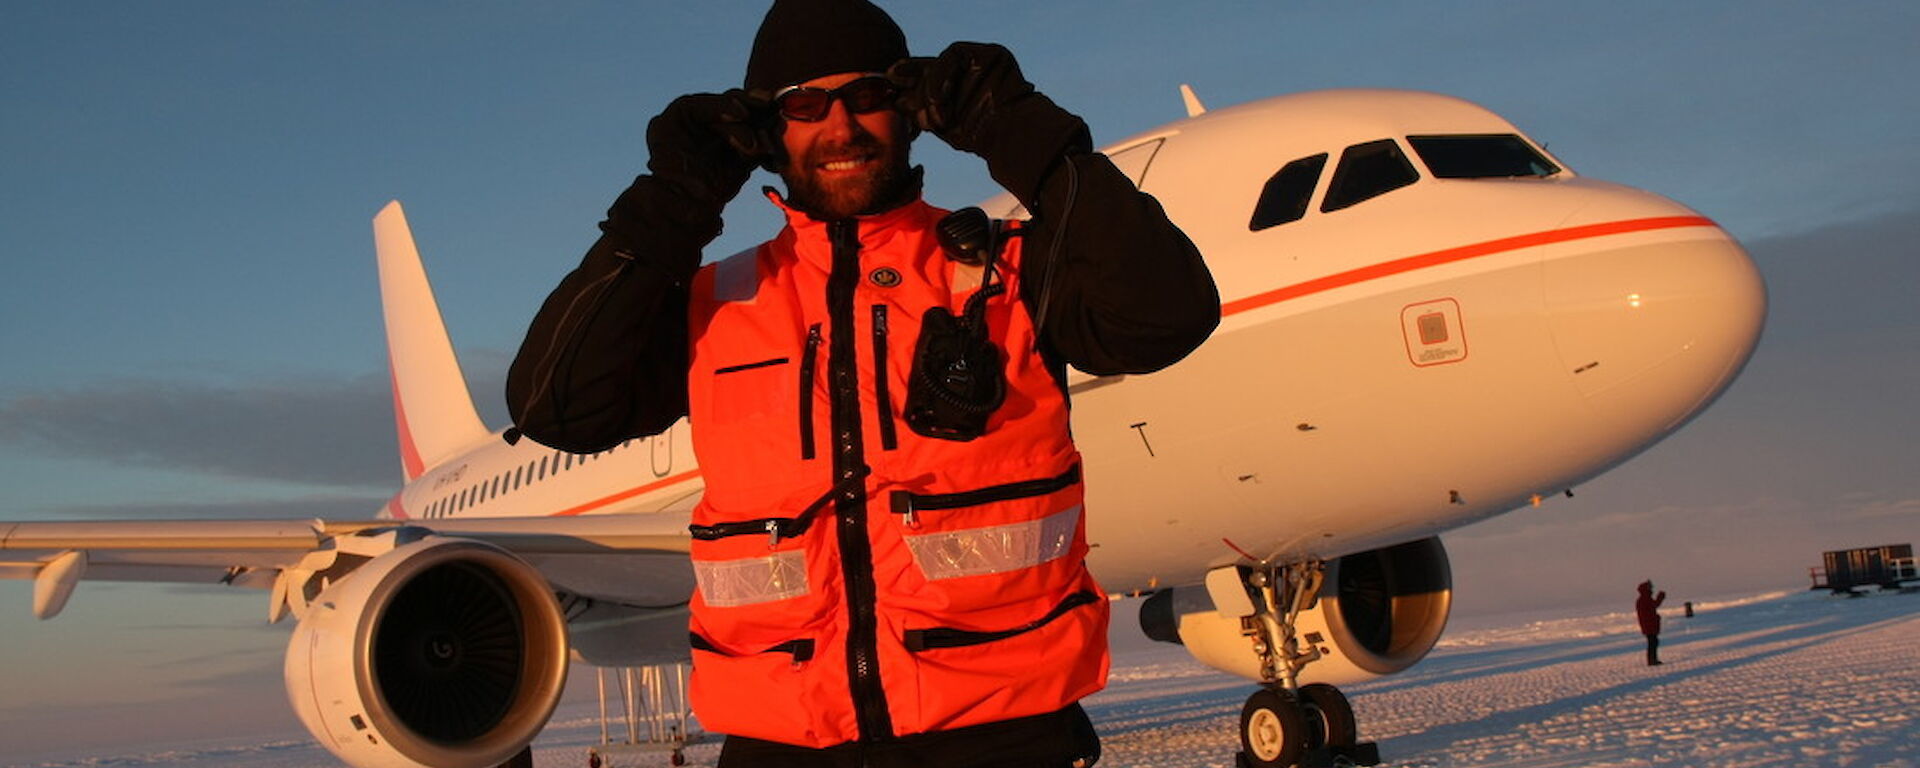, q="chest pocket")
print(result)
[710,357,790,425]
